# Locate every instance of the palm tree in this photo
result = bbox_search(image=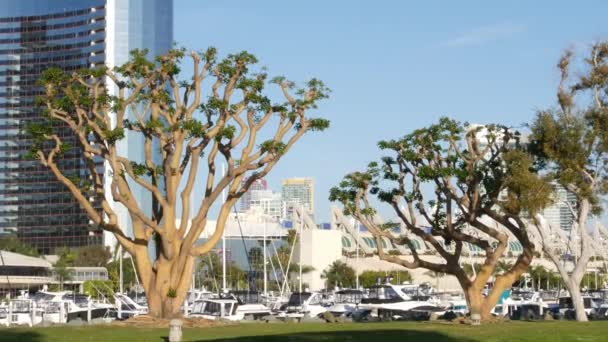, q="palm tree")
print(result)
[321,261,356,289]
[54,263,73,291]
